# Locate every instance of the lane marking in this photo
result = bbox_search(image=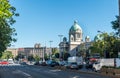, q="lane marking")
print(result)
[13,70,32,78]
